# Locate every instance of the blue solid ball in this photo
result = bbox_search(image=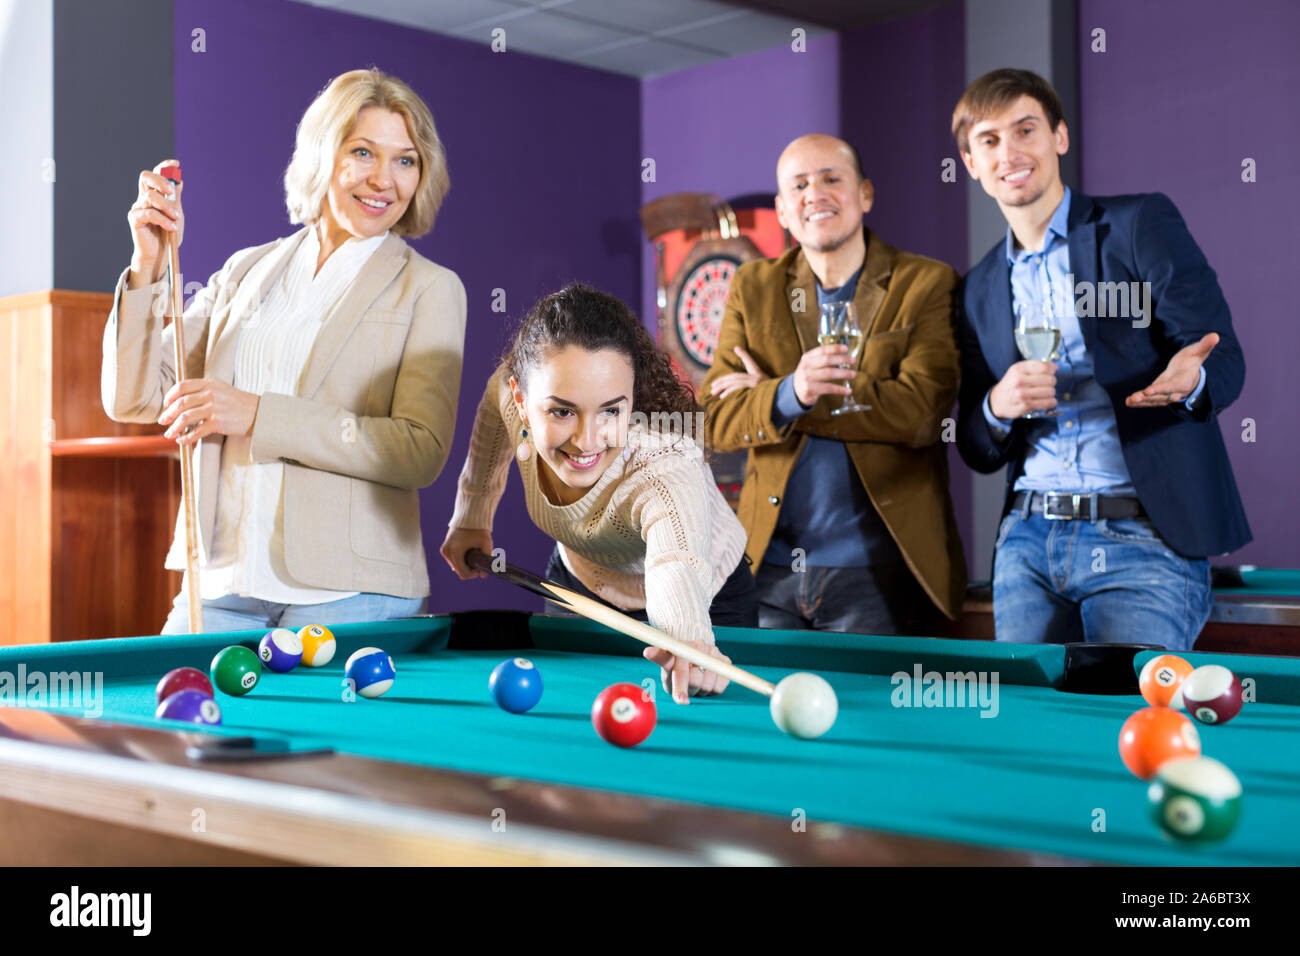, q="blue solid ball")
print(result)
[259,628,303,673]
[489,657,543,713]
[345,646,396,699]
